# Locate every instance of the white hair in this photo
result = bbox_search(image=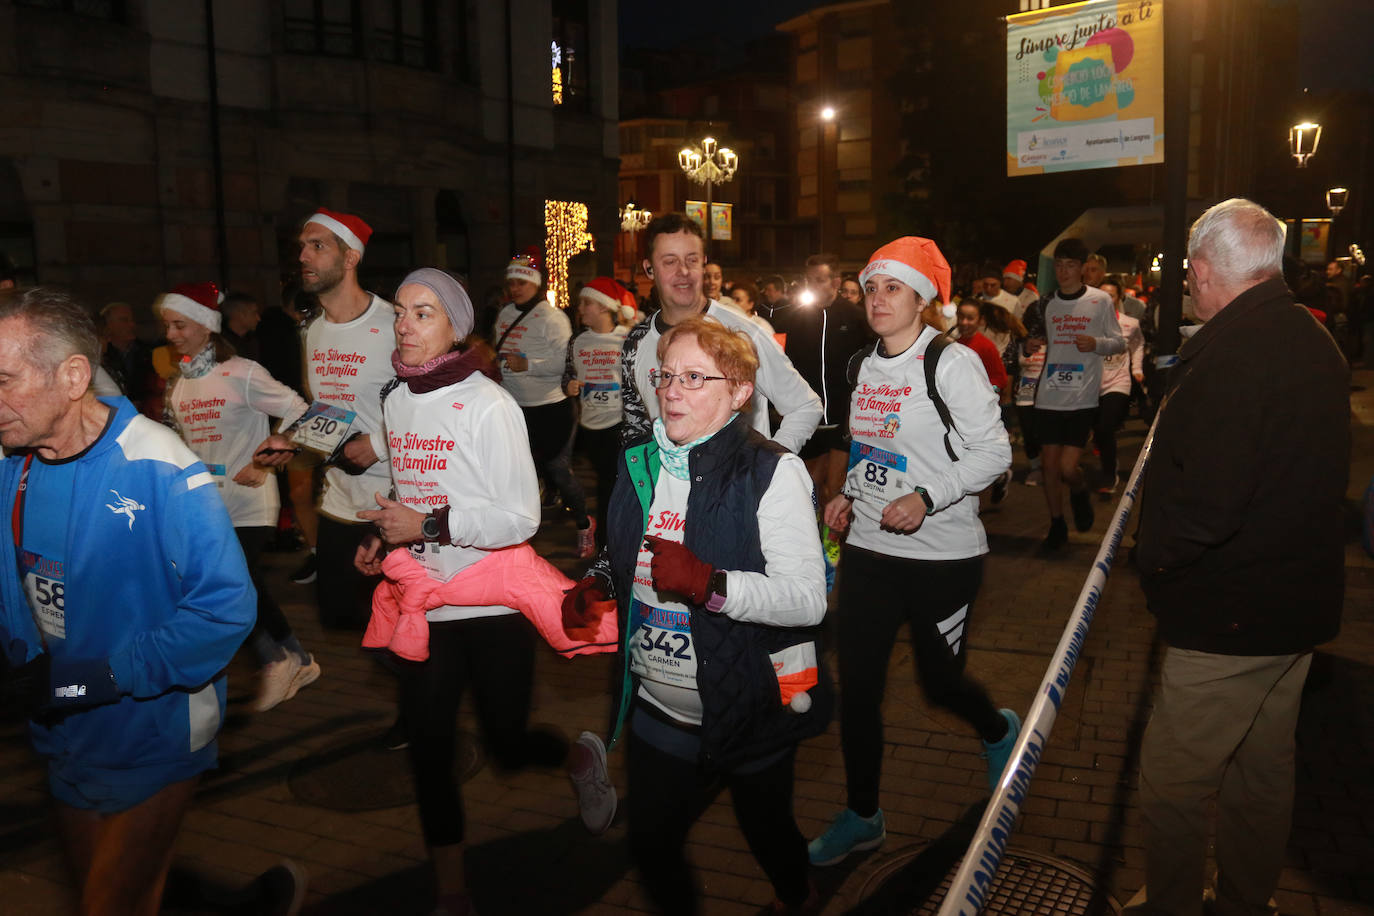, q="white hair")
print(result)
[1187,198,1286,288]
